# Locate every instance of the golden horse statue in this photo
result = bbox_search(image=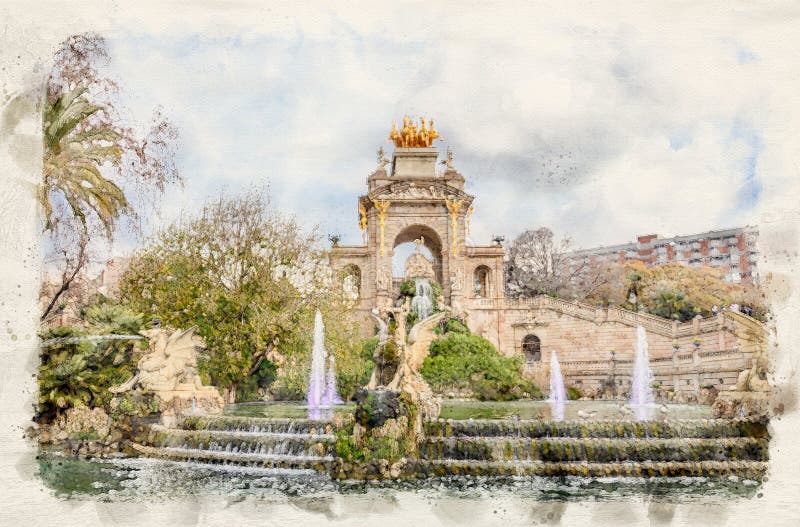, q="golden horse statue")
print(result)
[388,116,442,147]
